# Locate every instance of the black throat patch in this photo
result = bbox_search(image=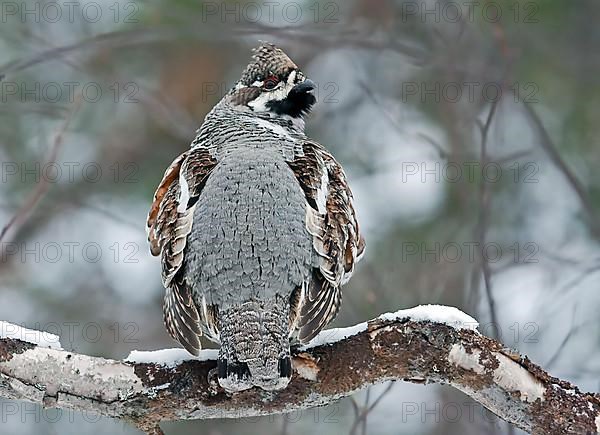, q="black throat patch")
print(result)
[265,91,316,118]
